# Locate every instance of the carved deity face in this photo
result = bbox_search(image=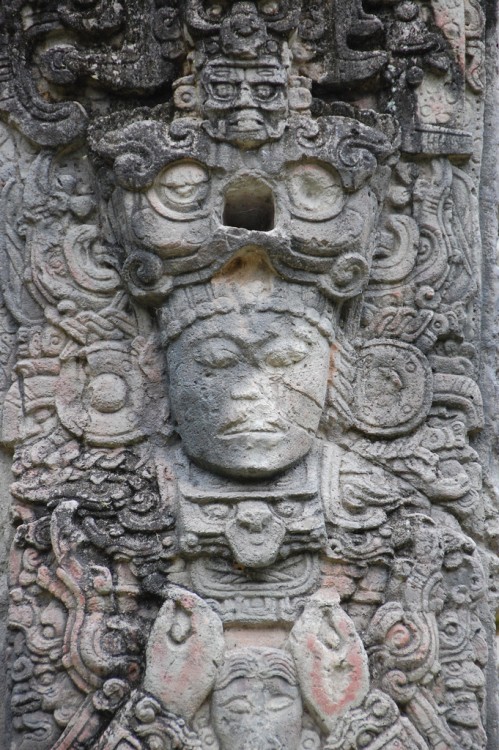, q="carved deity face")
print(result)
[211,648,303,750]
[166,308,330,479]
[201,59,288,146]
